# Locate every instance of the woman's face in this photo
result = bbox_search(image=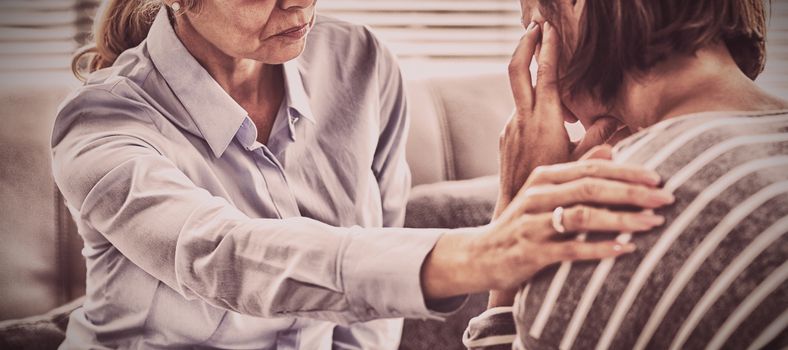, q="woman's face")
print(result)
[518,0,610,128]
[176,0,316,64]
